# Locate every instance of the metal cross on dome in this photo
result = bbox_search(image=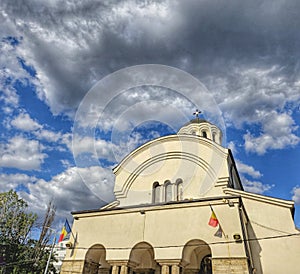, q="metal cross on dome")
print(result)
[193,109,202,118]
